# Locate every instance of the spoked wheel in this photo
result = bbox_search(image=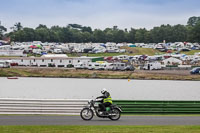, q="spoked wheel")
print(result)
[109,108,121,121]
[80,108,94,120]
